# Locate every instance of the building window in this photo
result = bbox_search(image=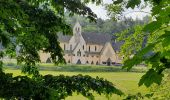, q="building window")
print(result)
[91,61,94,64]
[96,61,99,65]
[102,62,106,64]
[112,62,115,65]
[70,45,72,50]
[77,49,81,57]
[76,27,80,33]
[83,55,85,57]
[83,45,84,50]
[89,46,90,52]
[68,60,70,63]
[78,27,80,32]
[64,44,66,50]
[86,61,89,64]
[46,58,52,63]
[95,46,97,51]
